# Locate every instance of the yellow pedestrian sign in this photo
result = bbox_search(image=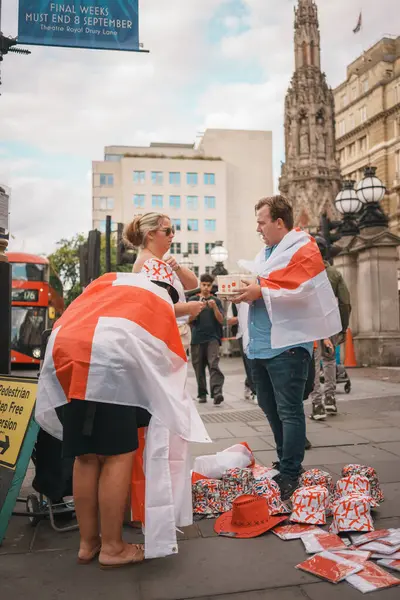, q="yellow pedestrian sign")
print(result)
[0,376,37,470]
